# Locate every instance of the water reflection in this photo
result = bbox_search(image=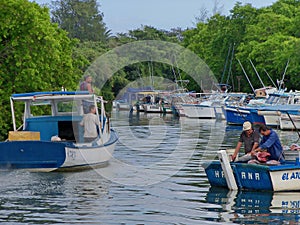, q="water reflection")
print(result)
[2,111,300,224]
[0,170,111,224]
[128,111,179,127]
[206,187,300,224]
